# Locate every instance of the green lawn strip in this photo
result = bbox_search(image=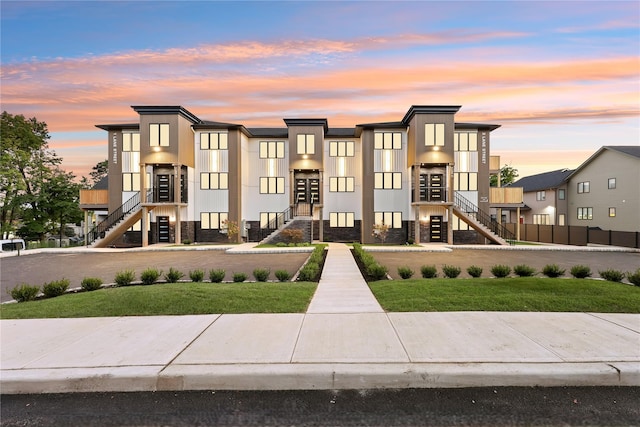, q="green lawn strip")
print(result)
[368,278,640,313]
[0,282,317,319]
